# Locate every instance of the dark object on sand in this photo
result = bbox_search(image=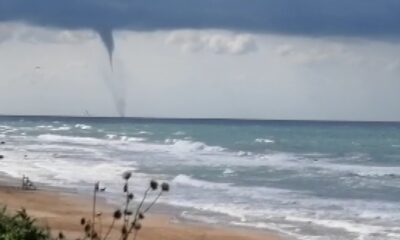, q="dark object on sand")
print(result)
[0,141,5,144]
[0,155,3,159]
[22,175,37,190]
